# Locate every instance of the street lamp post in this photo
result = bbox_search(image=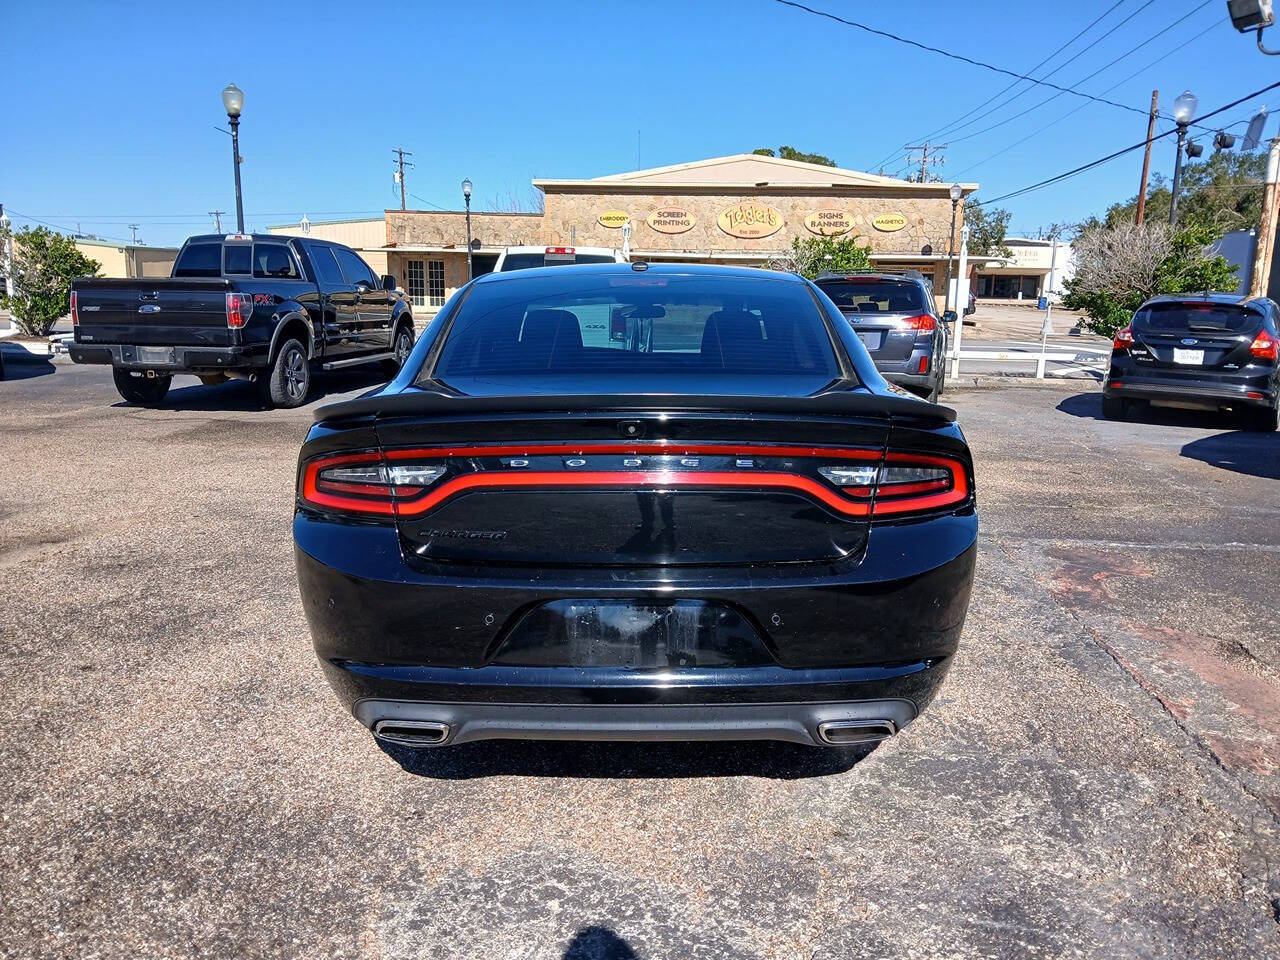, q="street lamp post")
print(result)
[1169,90,1198,226]
[943,182,963,315]
[461,179,473,281]
[221,83,245,233]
